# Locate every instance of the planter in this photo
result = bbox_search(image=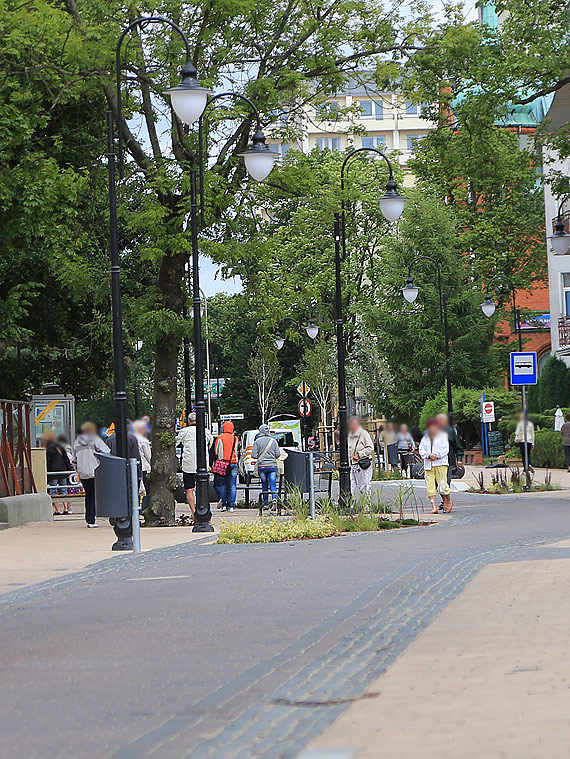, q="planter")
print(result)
[463,449,483,465]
